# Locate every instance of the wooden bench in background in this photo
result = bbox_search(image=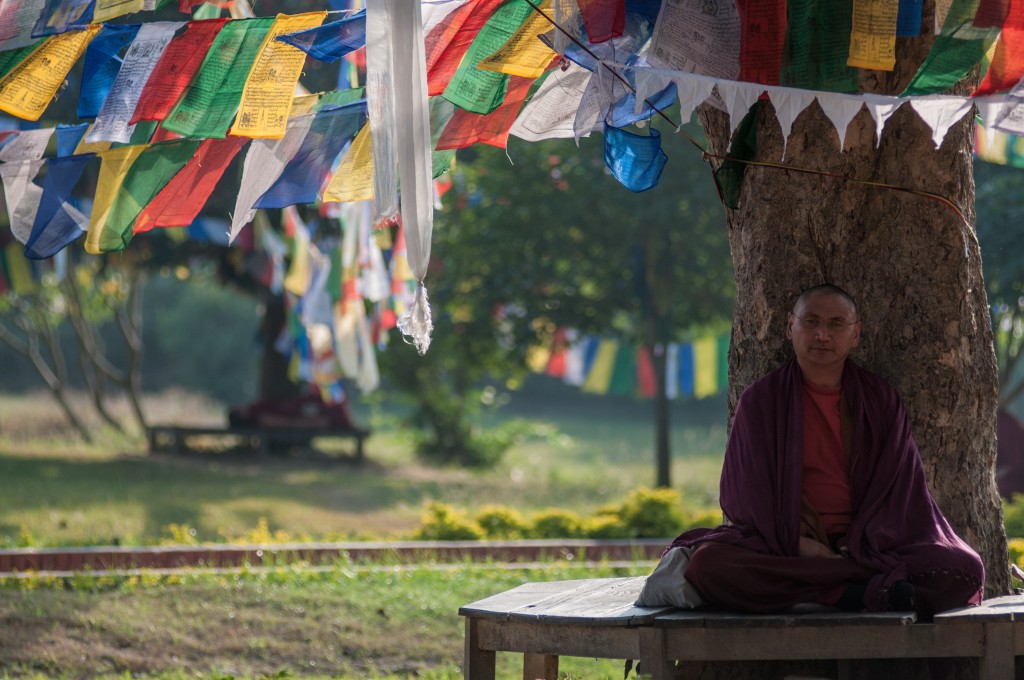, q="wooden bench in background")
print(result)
[460,577,1024,679]
[147,424,369,461]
